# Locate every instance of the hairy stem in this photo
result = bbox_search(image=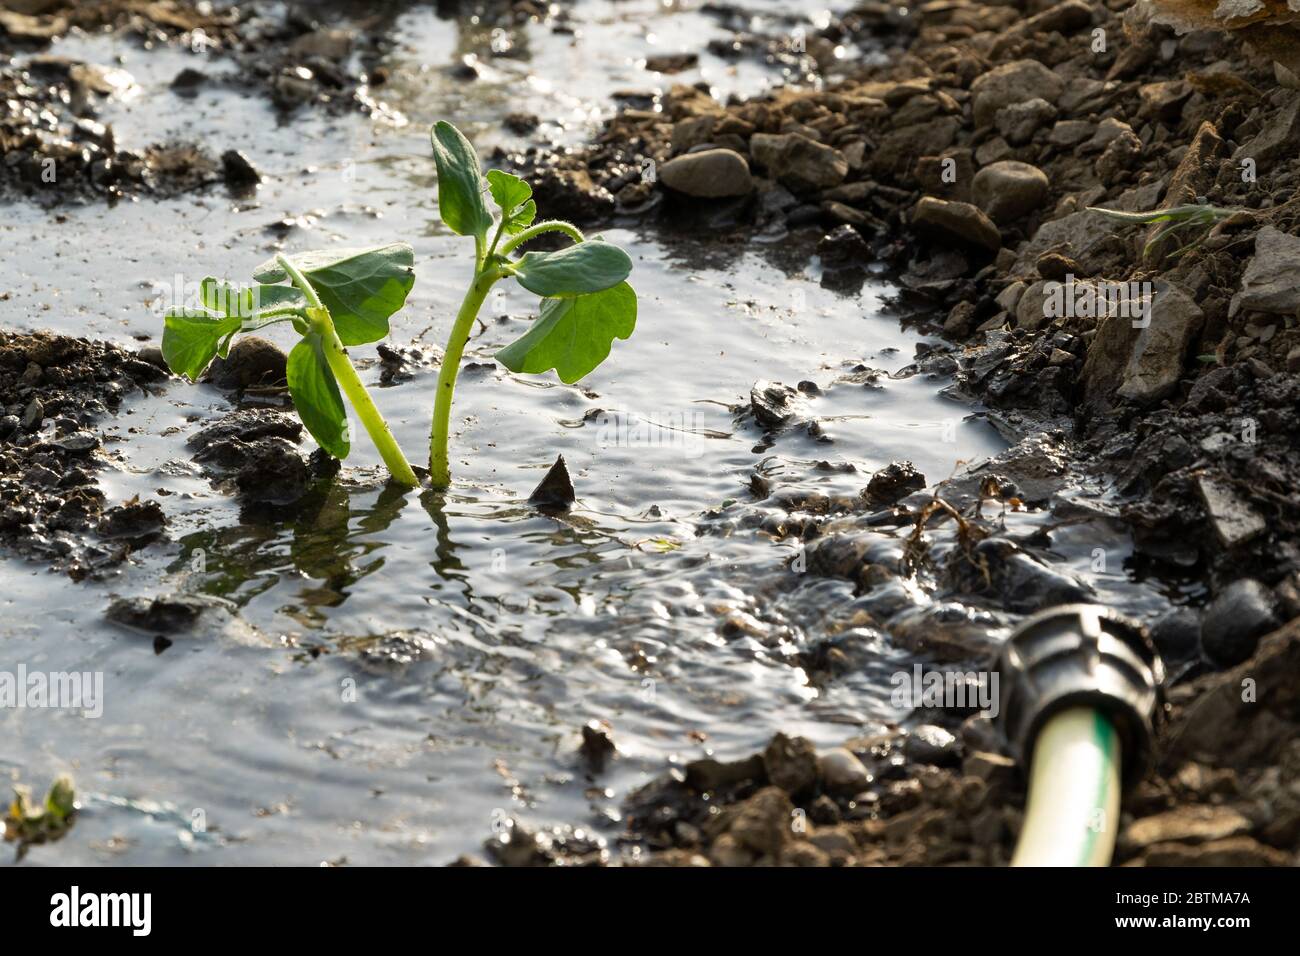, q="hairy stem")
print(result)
[276,255,419,488]
[429,267,501,489]
[498,220,585,255]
